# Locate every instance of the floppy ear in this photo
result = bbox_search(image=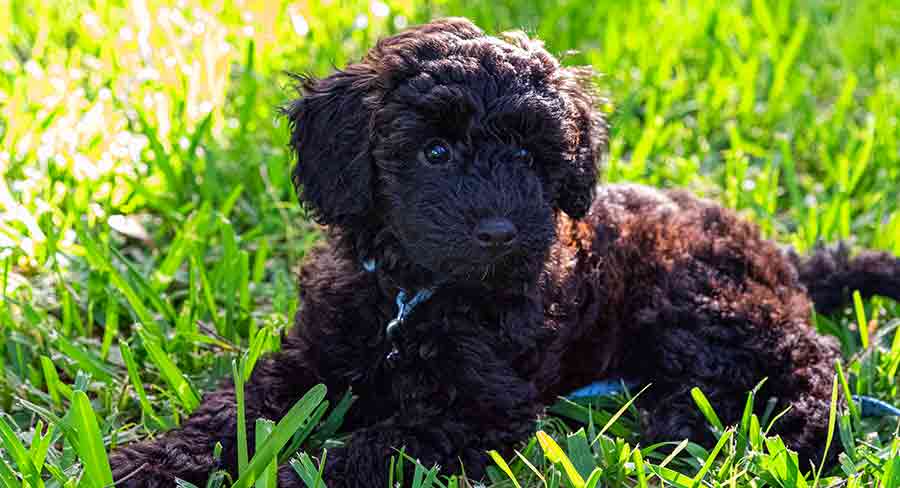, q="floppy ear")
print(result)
[284,64,379,227]
[557,68,607,219]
